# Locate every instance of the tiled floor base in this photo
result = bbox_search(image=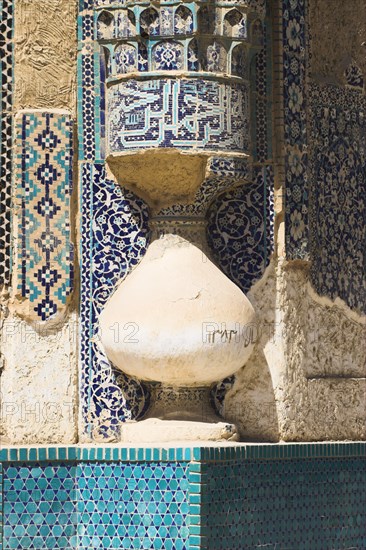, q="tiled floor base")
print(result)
[0,443,365,549]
